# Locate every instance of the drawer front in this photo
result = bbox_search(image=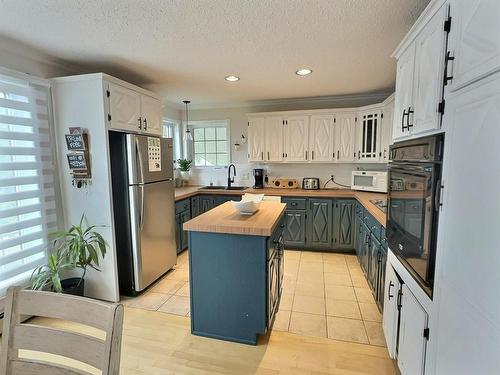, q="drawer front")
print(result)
[175,199,191,214]
[282,197,306,210]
